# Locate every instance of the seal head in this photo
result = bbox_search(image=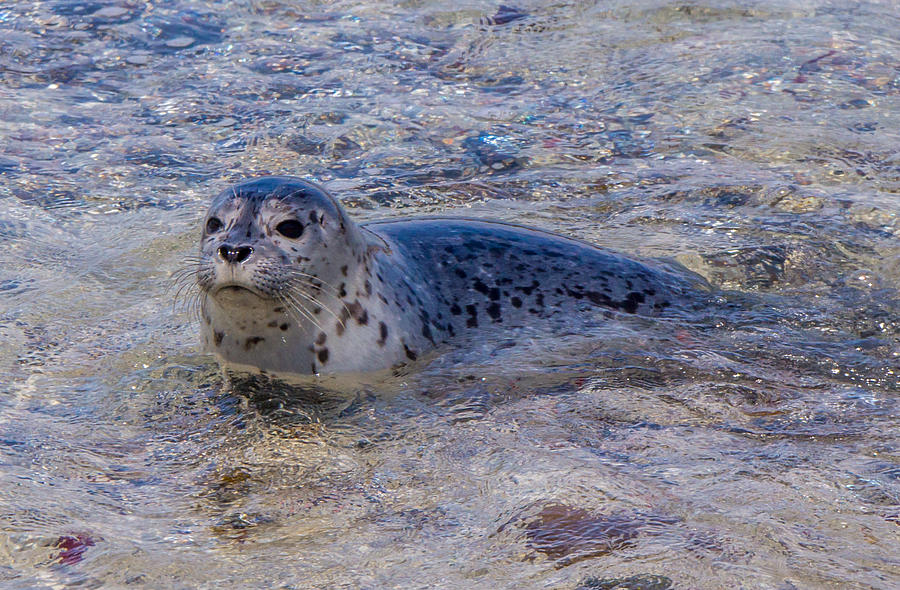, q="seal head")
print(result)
[198,176,366,301]
[198,176,391,375]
